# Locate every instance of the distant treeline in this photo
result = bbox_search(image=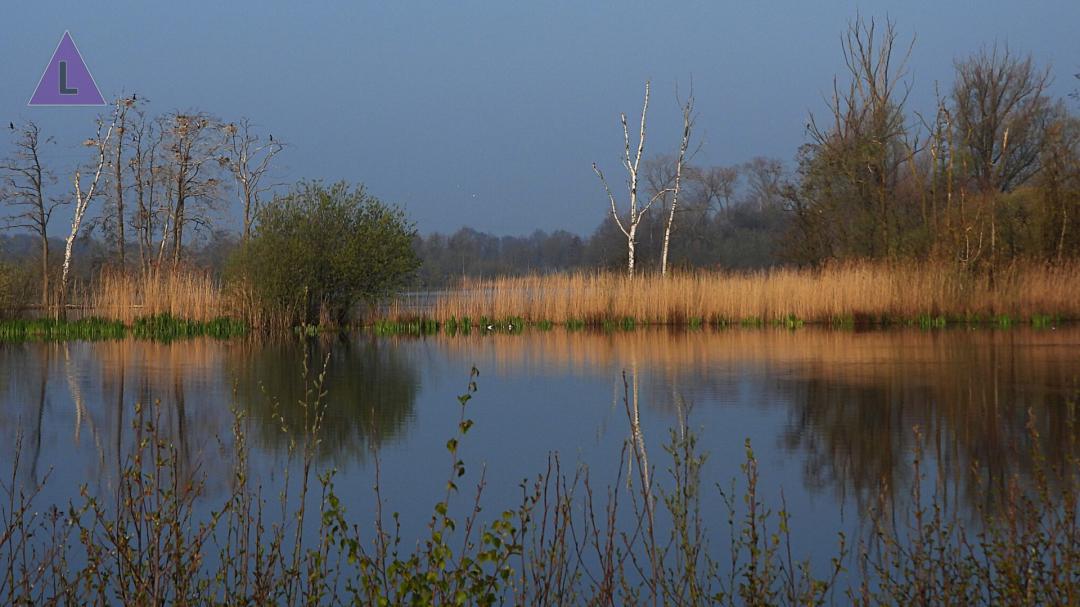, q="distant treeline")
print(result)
[413,157,790,287]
